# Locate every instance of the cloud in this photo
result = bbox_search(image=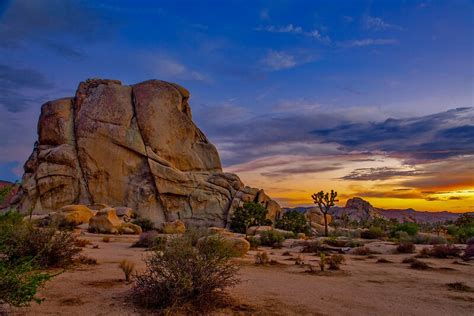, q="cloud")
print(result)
[0,63,54,112]
[148,54,208,81]
[311,107,474,163]
[340,167,423,181]
[261,164,343,178]
[261,51,296,71]
[259,8,270,21]
[338,38,399,47]
[364,16,403,31]
[255,24,330,43]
